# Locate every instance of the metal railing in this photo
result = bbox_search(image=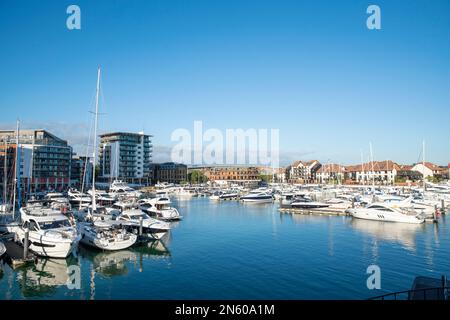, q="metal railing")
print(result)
[369,286,450,300]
